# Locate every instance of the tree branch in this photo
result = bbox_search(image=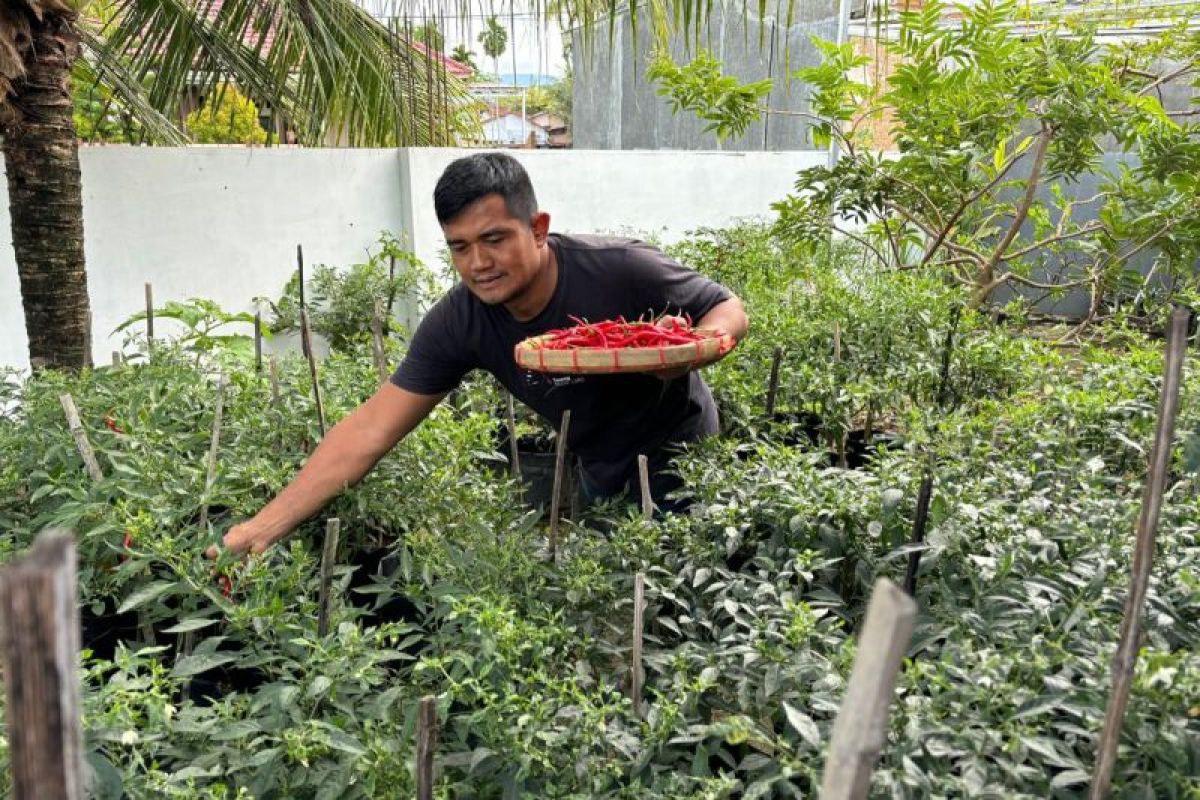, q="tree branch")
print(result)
[974,123,1055,300]
[1001,222,1105,263]
[920,133,1040,267]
